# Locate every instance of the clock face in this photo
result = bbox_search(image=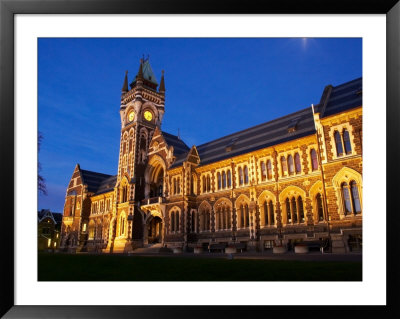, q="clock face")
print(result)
[144,110,153,122]
[128,111,135,122]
